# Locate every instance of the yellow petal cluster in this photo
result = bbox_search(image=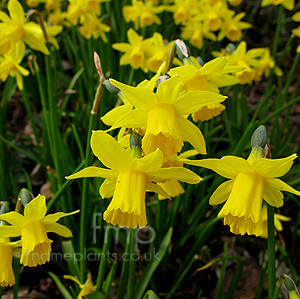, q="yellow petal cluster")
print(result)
[182,153,300,236]
[66,130,201,228]
[0,195,79,267]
